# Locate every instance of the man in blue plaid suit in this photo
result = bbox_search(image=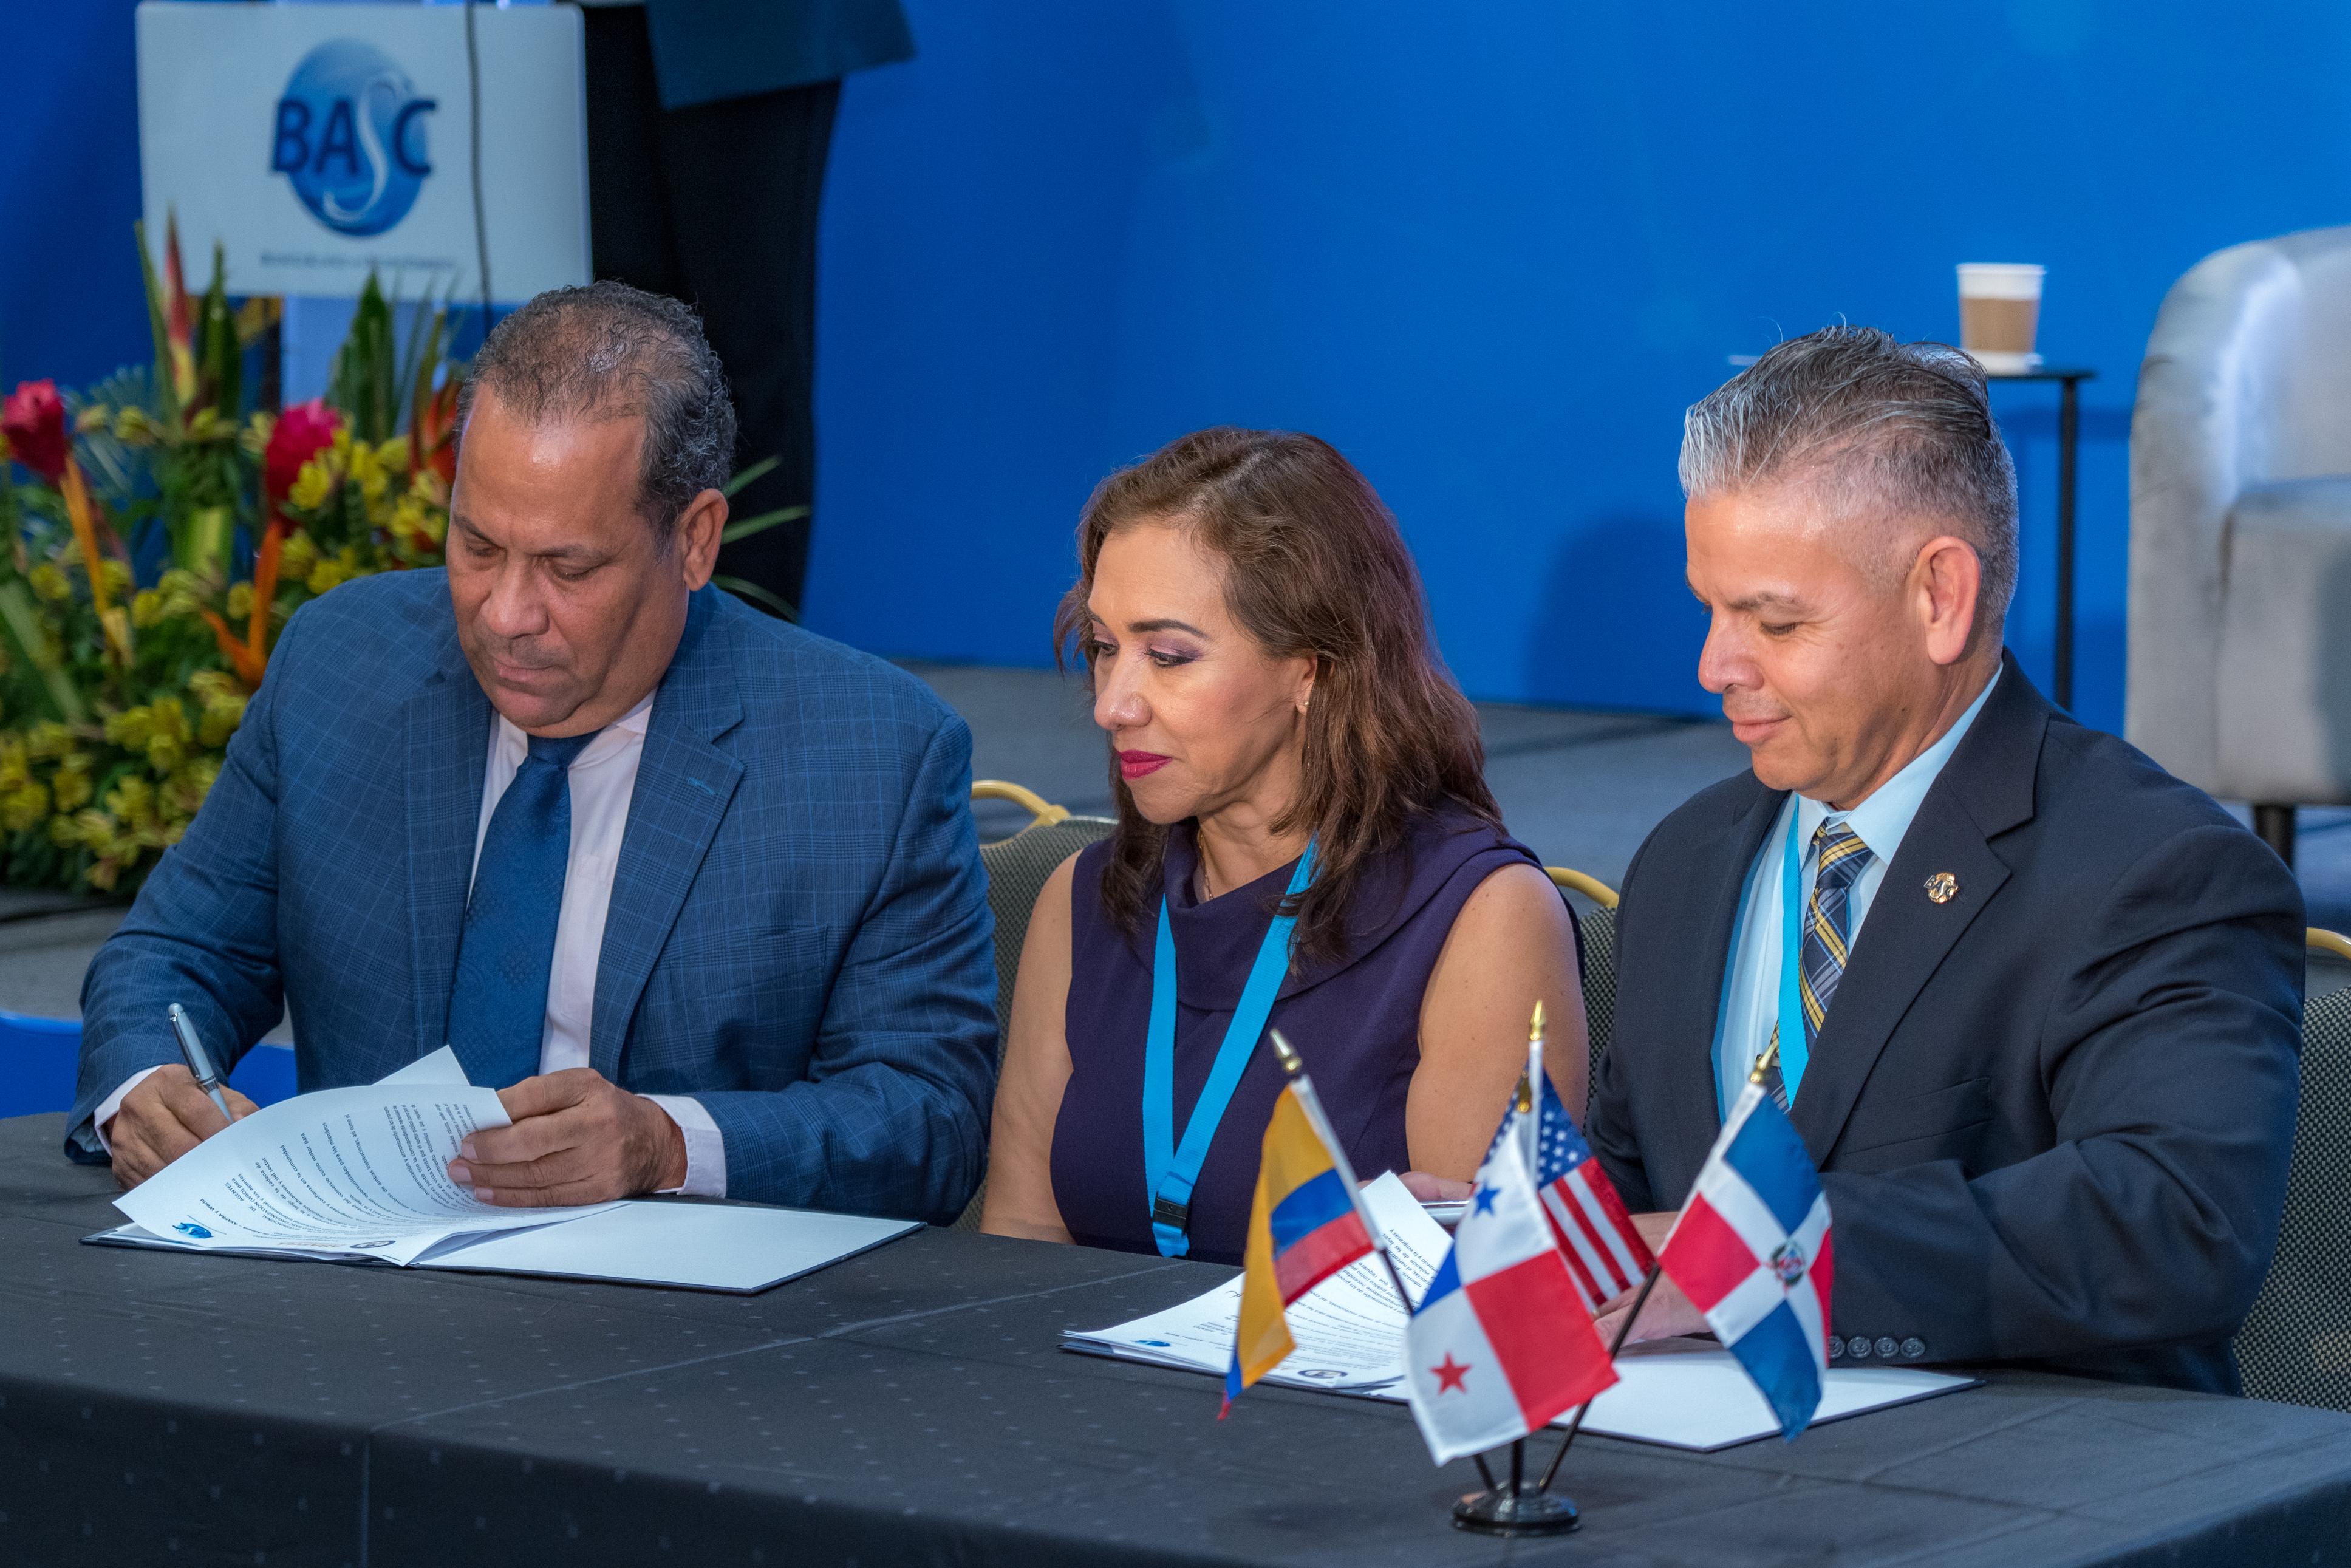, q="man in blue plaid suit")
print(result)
[70,284,998,1224]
